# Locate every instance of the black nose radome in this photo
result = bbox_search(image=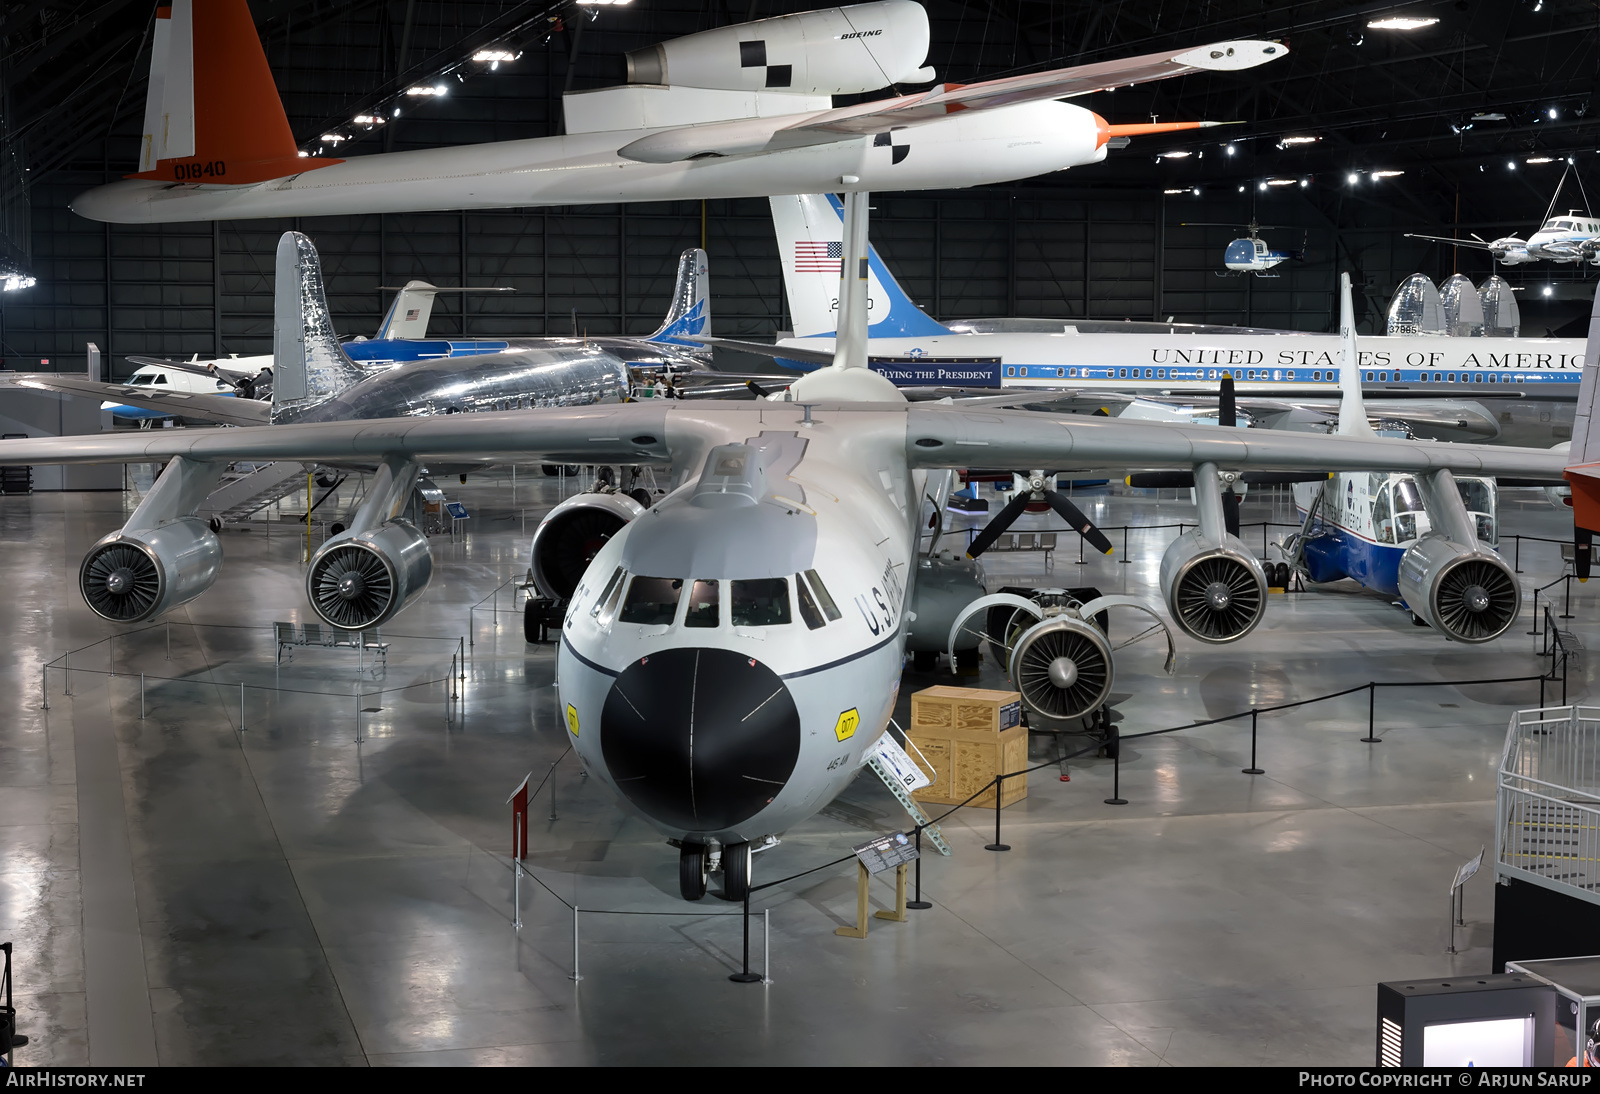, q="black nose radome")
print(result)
[600,647,801,834]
